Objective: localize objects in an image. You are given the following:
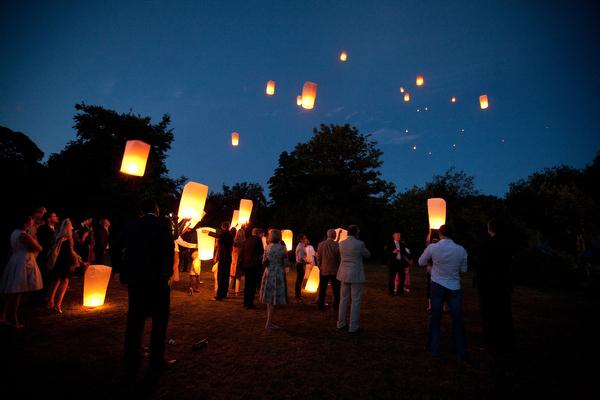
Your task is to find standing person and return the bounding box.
[208,222,234,301]
[418,225,468,359]
[73,218,93,264]
[476,218,515,356]
[188,251,202,295]
[337,225,370,333]
[32,207,46,231]
[259,229,289,330]
[385,232,411,296]
[316,229,341,311]
[93,219,111,265]
[0,216,43,328]
[230,227,246,296]
[424,230,440,311]
[46,219,84,314]
[112,198,176,373]
[239,228,264,309]
[36,211,59,300]
[294,234,308,301]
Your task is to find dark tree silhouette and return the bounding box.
[204,182,269,228]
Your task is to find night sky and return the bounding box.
[1,0,599,196]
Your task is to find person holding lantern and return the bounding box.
[208,222,234,301]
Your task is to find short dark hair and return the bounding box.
[139,198,158,215]
[347,225,359,236]
[439,224,452,238]
[43,211,57,222]
[221,221,231,230]
[297,234,306,242]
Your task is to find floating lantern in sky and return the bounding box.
[238,199,253,226]
[304,266,320,293]
[339,51,348,62]
[83,264,112,307]
[266,80,275,95]
[231,132,239,146]
[335,228,348,242]
[400,86,405,93]
[301,81,318,110]
[120,140,150,177]
[231,210,239,229]
[479,94,489,109]
[403,93,410,102]
[282,229,293,251]
[197,227,216,260]
[451,96,457,103]
[412,145,417,151]
[427,198,446,230]
[416,75,424,86]
[178,181,209,228]
[296,95,302,106]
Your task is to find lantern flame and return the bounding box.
[120,140,151,177]
[296,95,302,106]
[404,93,410,102]
[400,86,405,93]
[266,80,275,95]
[451,96,457,103]
[427,198,446,230]
[301,81,318,110]
[479,94,489,109]
[339,51,347,62]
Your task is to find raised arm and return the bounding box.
[418,245,432,267]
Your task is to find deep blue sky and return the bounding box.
[1,0,599,196]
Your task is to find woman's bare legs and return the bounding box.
[55,278,69,312]
[47,279,60,308]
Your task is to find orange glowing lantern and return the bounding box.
[335,228,348,242]
[404,93,410,102]
[282,229,293,251]
[83,264,112,307]
[427,198,446,229]
[304,266,320,293]
[197,227,216,260]
[178,181,209,228]
[339,51,348,62]
[451,96,457,103]
[301,81,318,110]
[416,75,424,86]
[479,94,489,109]
[120,140,150,177]
[296,95,302,106]
[231,210,239,228]
[231,132,239,146]
[238,199,253,226]
[266,80,275,95]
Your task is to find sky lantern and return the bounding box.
[237,199,253,226]
[282,229,293,251]
[416,75,424,86]
[231,132,239,146]
[304,266,320,293]
[83,264,112,307]
[231,209,239,229]
[120,140,150,177]
[301,81,318,110]
[266,80,275,95]
[296,95,302,106]
[197,227,216,260]
[399,86,405,93]
[403,93,410,102]
[178,181,209,228]
[479,94,489,109]
[451,96,457,103]
[339,51,347,62]
[335,227,348,242]
[427,198,446,230]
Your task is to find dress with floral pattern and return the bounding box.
[259,243,289,305]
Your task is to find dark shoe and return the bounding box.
[192,339,208,350]
[337,324,347,331]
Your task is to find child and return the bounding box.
[188,251,202,296]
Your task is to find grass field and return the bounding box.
[2,264,597,399]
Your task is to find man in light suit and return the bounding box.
[336,225,371,333]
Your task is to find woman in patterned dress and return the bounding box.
[259,229,289,330]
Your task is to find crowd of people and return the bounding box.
[0,200,516,374]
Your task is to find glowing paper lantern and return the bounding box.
[416,75,424,86]
[282,229,293,251]
[231,210,239,228]
[427,198,446,230]
[400,87,405,93]
[120,140,150,177]
[83,265,112,307]
[301,81,318,110]
[178,181,209,228]
[479,94,489,109]
[231,132,239,146]
[304,266,320,293]
[266,80,275,95]
[451,96,457,103]
[335,228,348,242]
[238,199,253,226]
[404,93,410,102]
[339,51,347,62]
[197,227,216,260]
[296,95,302,106]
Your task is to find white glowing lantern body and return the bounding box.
[335,228,348,242]
[231,210,239,229]
[282,229,293,251]
[231,132,239,146]
[197,227,217,260]
[427,198,447,229]
[83,264,112,307]
[304,266,320,293]
[266,80,275,95]
[400,86,405,93]
[120,140,151,177]
[178,182,209,228]
[479,95,489,109]
[404,93,410,102]
[301,81,318,110]
[416,75,424,86]
[238,199,253,226]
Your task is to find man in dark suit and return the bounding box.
[112,198,175,373]
[208,222,234,300]
[238,227,264,309]
[93,219,111,265]
[385,232,411,296]
[316,229,341,310]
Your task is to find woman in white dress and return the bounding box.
[0,216,43,328]
[259,229,289,330]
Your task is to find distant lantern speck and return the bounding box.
[231,132,239,146]
[416,75,424,86]
[301,81,318,110]
[120,140,151,177]
[479,94,489,109]
[296,95,302,106]
[266,80,275,95]
[340,51,347,61]
[451,96,457,103]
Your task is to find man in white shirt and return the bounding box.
[418,224,468,359]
